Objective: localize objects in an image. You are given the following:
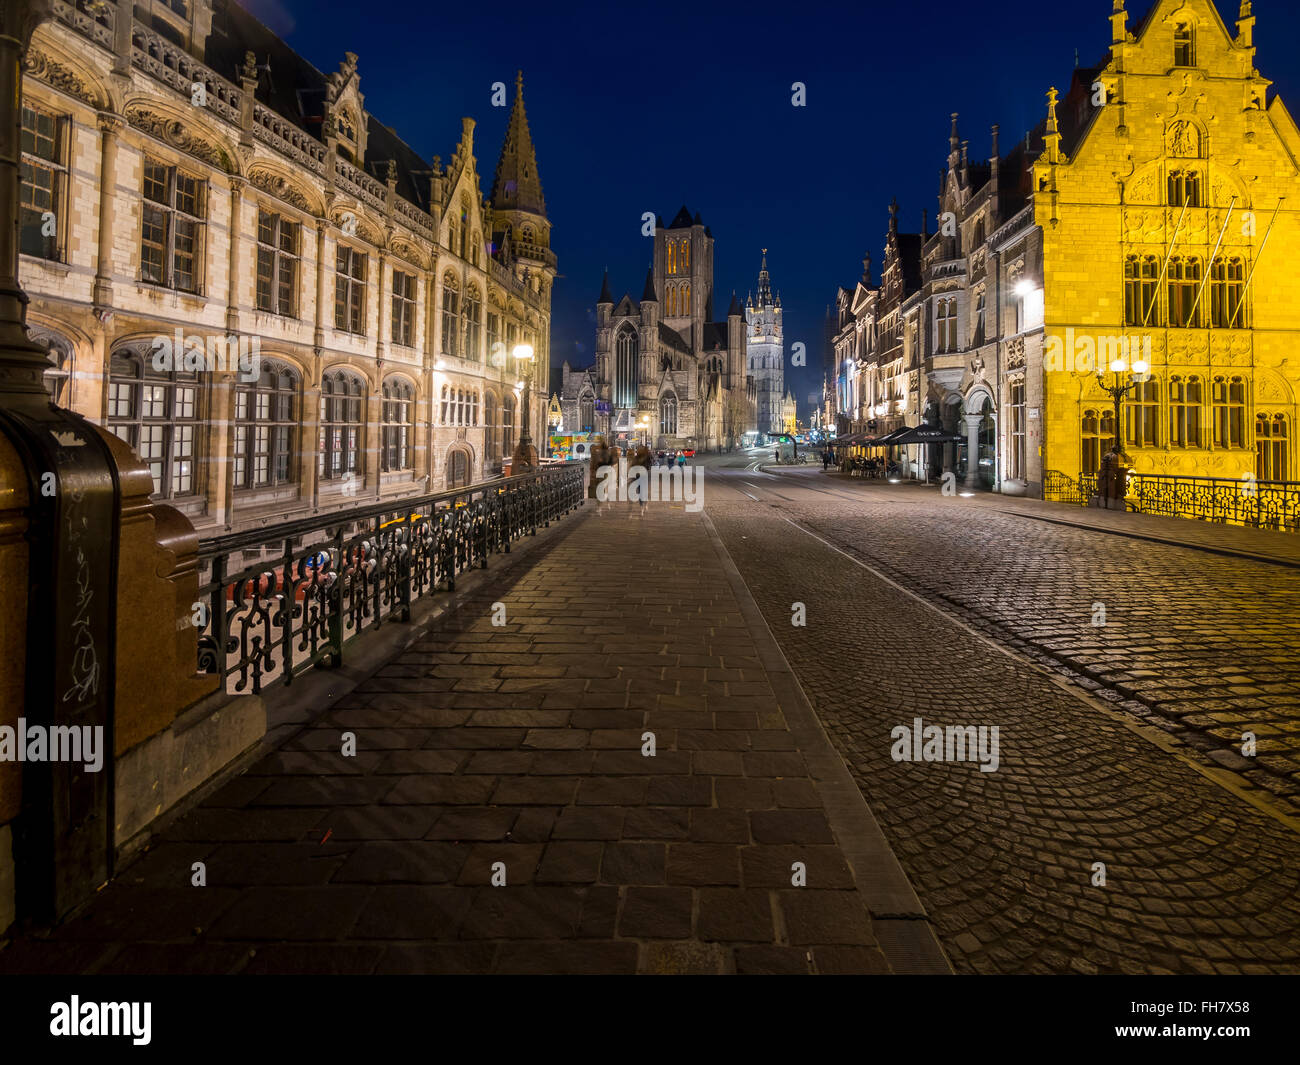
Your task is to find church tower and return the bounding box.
[746,250,784,436]
[655,205,714,353]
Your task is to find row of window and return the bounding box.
[1080,408,1288,479]
[19,103,541,361]
[1124,255,1247,328]
[105,353,517,498]
[665,239,690,275]
[664,282,691,317]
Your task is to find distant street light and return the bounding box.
[512,342,537,469]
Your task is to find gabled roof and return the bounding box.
[613,294,638,317]
[727,291,743,317]
[667,205,696,229]
[658,322,691,354]
[641,266,658,302]
[703,322,729,350]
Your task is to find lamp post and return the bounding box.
[637,415,650,449]
[1093,353,1151,466]
[511,342,537,470]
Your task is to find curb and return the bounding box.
[699,510,954,975]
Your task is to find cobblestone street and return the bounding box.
[705,459,1300,974]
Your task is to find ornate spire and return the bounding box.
[1045,87,1061,163]
[490,70,546,217]
[888,197,899,234]
[598,269,612,304]
[641,265,657,303]
[756,248,773,305]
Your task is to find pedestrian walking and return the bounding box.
[822,449,832,470]
[631,443,654,510]
[773,448,779,464]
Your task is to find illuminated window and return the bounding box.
[106,351,201,498]
[1169,375,1202,448]
[20,104,64,261]
[1167,257,1201,328]
[465,285,482,360]
[1256,413,1289,481]
[682,282,690,314]
[1212,375,1247,448]
[334,245,367,334]
[682,240,689,270]
[141,158,205,291]
[666,286,676,317]
[1081,408,1115,476]
[1210,257,1246,328]
[1008,378,1026,479]
[1124,254,1160,326]
[1125,379,1159,448]
[441,274,460,356]
[667,241,675,275]
[1167,169,1201,208]
[319,369,363,481]
[1174,21,1195,67]
[381,378,413,471]
[660,392,678,435]
[234,363,297,489]
[615,325,638,408]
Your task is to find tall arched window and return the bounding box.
[320,369,364,481]
[503,393,517,456]
[106,349,201,498]
[660,392,678,436]
[1169,375,1203,448]
[1125,254,1160,326]
[667,241,676,275]
[441,273,460,356]
[682,240,689,270]
[1257,413,1290,481]
[1210,257,1246,328]
[465,285,482,361]
[440,384,449,425]
[485,389,499,459]
[382,377,413,471]
[682,282,690,314]
[234,361,298,489]
[615,325,638,408]
[580,392,595,431]
[1167,257,1201,328]
[1081,408,1115,476]
[666,286,676,316]
[1212,375,1247,448]
[1167,169,1202,208]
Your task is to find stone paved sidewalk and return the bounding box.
[0,501,915,975]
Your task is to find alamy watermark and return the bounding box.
[151,329,261,382]
[594,459,704,511]
[1045,329,1152,375]
[890,716,1000,772]
[0,719,105,772]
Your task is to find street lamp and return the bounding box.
[1093,353,1150,465]
[512,342,537,469]
[636,415,650,448]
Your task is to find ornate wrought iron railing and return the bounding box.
[195,464,586,694]
[1042,469,1092,506]
[1127,473,1299,533]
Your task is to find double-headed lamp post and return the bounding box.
[1093,353,1151,465]
[512,342,537,469]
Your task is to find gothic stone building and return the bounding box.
[746,251,784,436]
[558,208,769,450]
[18,0,556,539]
[832,0,1299,495]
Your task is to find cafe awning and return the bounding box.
[886,425,967,446]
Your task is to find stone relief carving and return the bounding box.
[124,103,233,173]
[248,167,312,212]
[24,49,104,108]
[1166,119,1201,158]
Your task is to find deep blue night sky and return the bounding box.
[248,0,1300,418]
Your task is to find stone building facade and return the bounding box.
[830,0,1299,495]
[559,206,754,451]
[18,0,555,538]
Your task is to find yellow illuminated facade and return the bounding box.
[1037,0,1299,483]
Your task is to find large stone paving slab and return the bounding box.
[0,503,903,975]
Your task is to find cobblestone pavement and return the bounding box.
[703,461,1300,974]
[0,503,898,976]
[725,464,1300,802]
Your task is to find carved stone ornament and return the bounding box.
[1006,337,1026,369]
[124,103,232,172]
[249,167,312,212]
[1166,120,1201,158]
[24,49,103,108]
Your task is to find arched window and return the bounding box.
[503,393,517,456]
[471,390,479,426]
[667,241,676,275]
[1210,257,1246,328]
[1081,408,1115,476]
[465,285,482,361]
[319,368,364,481]
[615,325,638,408]
[520,224,534,245]
[1125,254,1160,326]
[660,392,678,436]
[440,384,449,425]
[446,447,470,489]
[1257,413,1290,481]
[106,349,201,498]
[485,389,499,459]
[382,377,413,471]
[580,392,595,431]
[234,361,298,489]
[1167,169,1201,208]
[682,240,689,270]
[936,298,957,352]
[441,273,460,356]
[1212,375,1247,448]
[1169,375,1203,448]
[1174,21,1195,67]
[681,282,690,314]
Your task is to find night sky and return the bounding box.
[249,0,1300,419]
